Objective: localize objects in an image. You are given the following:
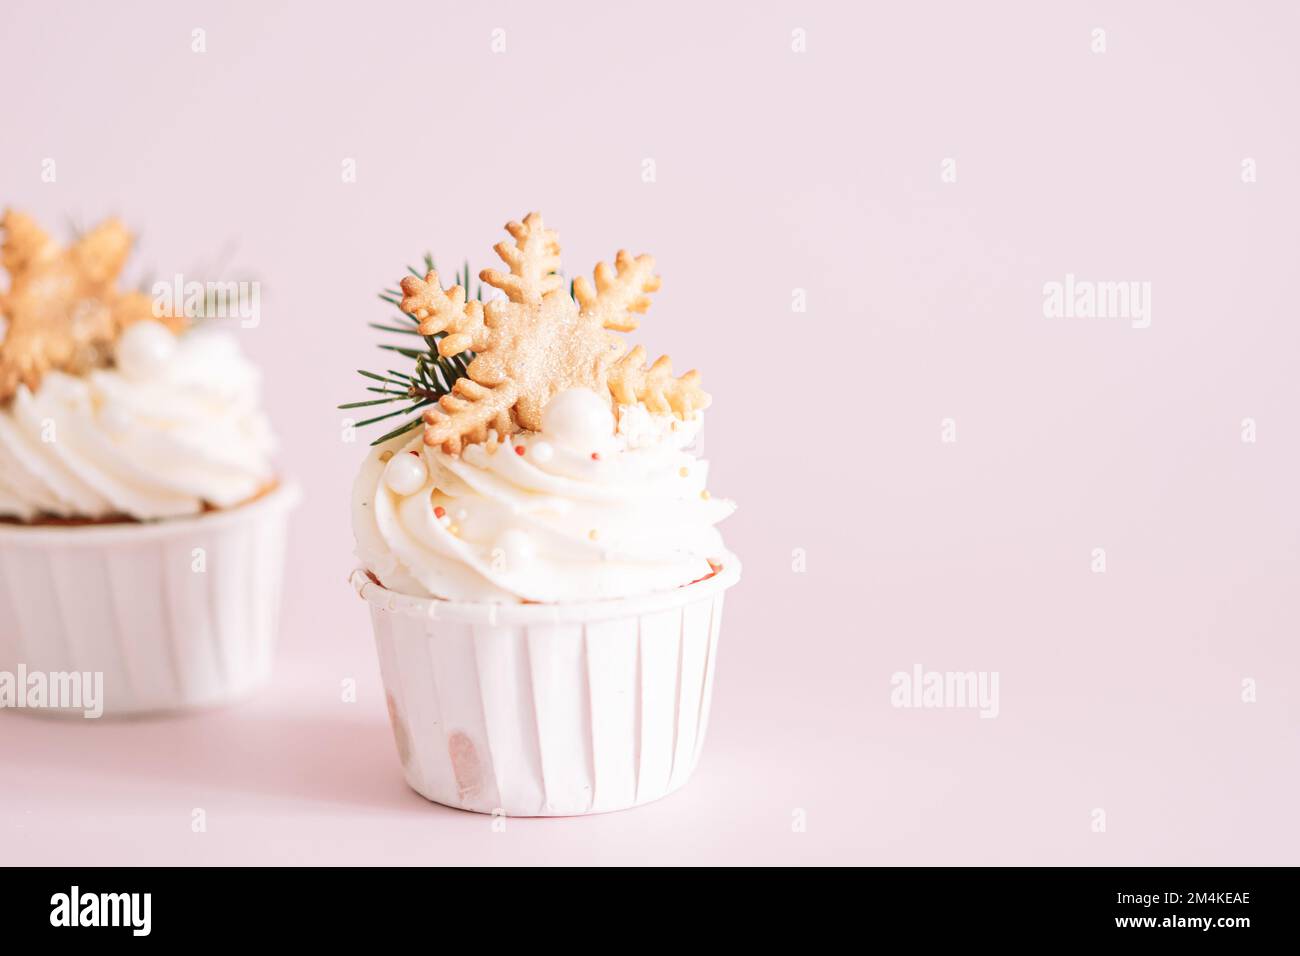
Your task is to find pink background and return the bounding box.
[3,0,1298,864]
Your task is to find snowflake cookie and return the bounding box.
[399,212,709,454]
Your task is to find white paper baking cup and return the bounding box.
[0,483,299,717]
[352,556,740,816]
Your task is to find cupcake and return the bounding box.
[0,210,297,716]
[348,212,739,815]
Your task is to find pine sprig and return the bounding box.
[340,257,481,445]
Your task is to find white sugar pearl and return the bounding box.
[383,451,428,495]
[493,529,535,568]
[529,441,554,464]
[115,321,178,381]
[541,388,613,452]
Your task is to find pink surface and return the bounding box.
[2,0,1299,864]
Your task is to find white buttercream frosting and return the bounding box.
[352,387,734,604]
[0,322,276,521]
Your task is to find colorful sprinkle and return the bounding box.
[434,506,446,519]
[588,529,599,541]
[515,445,526,456]
[591,452,601,461]
[700,490,711,500]
[679,466,689,477]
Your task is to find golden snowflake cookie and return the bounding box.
[0,210,184,401]
[399,212,709,454]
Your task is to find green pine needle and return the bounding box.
[340,255,481,445]
[371,416,426,445]
[368,323,422,336]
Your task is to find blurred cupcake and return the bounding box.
[0,210,297,716]
[348,212,739,815]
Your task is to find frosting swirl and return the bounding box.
[0,321,276,521]
[352,388,734,604]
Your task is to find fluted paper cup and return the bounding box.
[0,483,299,717]
[352,557,740,816]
